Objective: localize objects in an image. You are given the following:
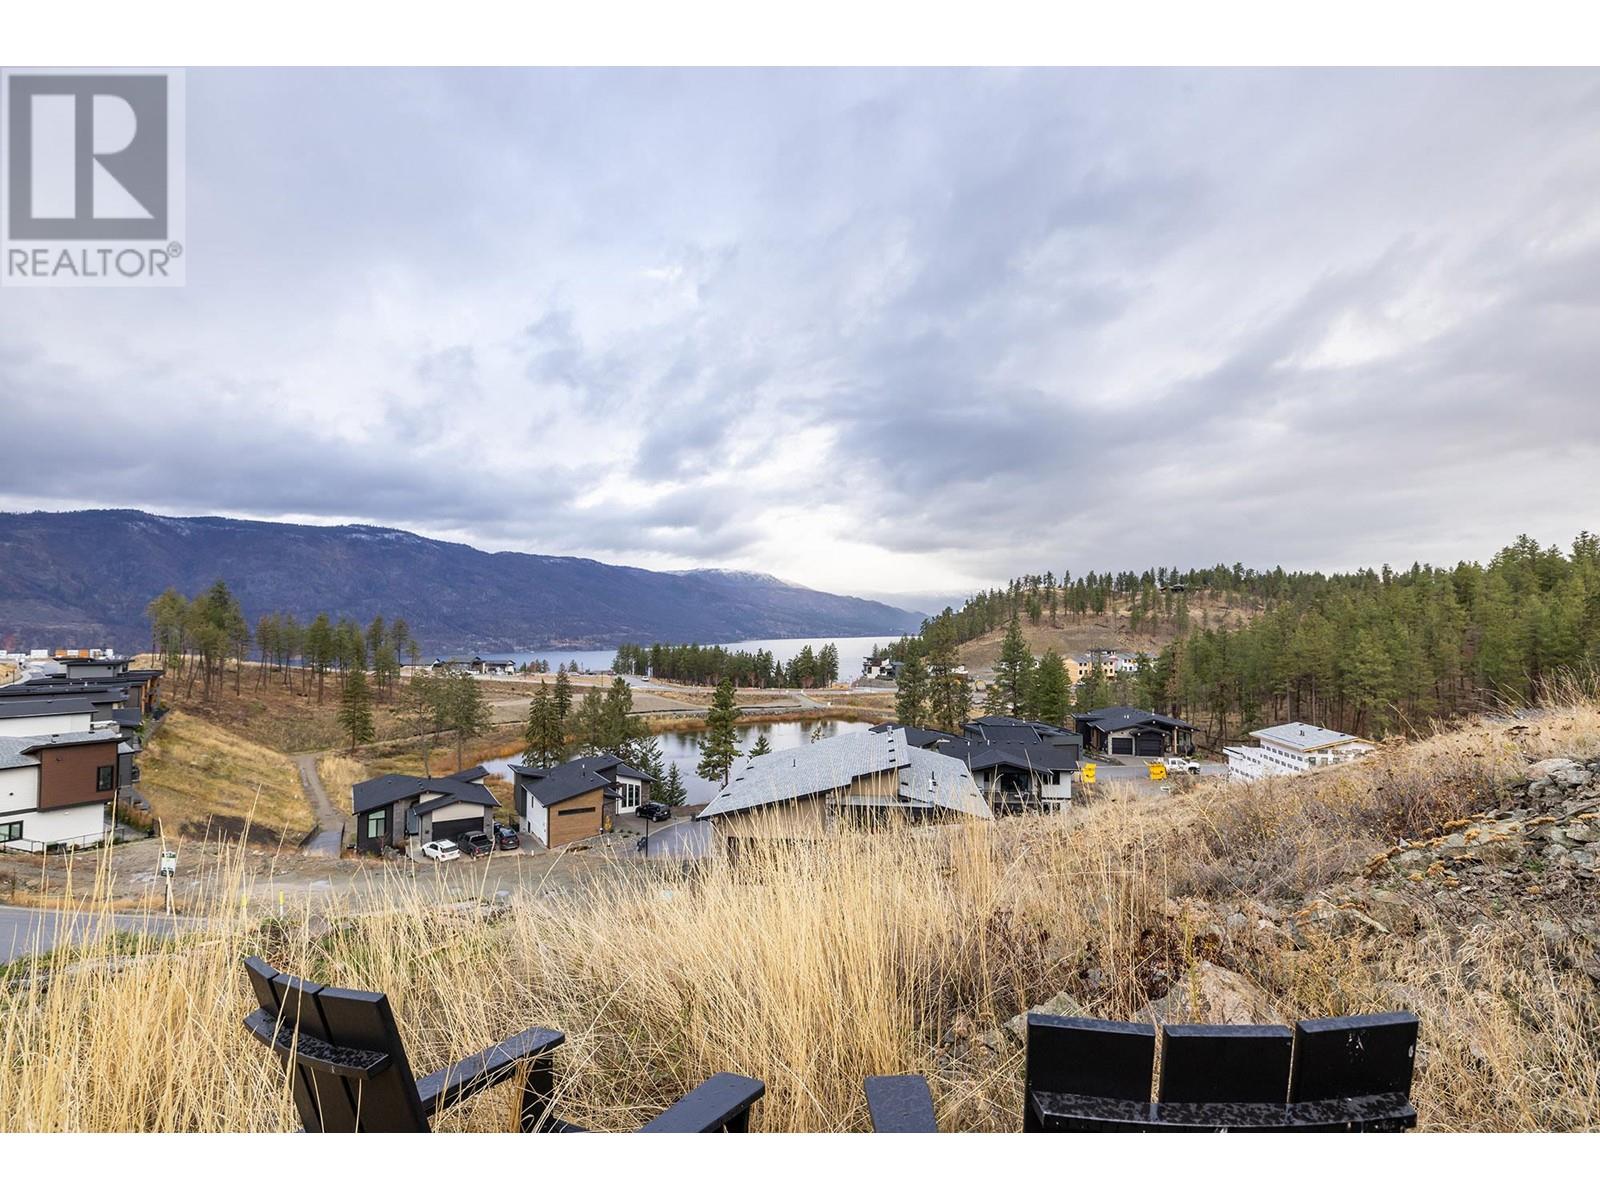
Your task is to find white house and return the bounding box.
[1224,723,1375,781]
[0,729,123,851]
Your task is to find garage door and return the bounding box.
[1110,736,1135,756]
[432,816,484,843]
[1134,731,1165,757]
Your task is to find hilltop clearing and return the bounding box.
[2,689,1597,1130]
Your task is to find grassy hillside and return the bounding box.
[137,711,313,846]
[957,587,1253,673]
[3,691,1597,1130]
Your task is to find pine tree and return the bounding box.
[660,763,689,808]
[337,666,376,750]
[442,670,489,771]
[1029,649,1071,725]
[629,734,667,785]
[748,733,772,757]
[521,682,565,767]
[894,651,930,726]
[697,677,742,787]
[552,668,573,723]
[925,613,972,732]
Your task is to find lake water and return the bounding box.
[507,636,903,680]
[479,716,877,807]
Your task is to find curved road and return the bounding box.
[0,903,204,965]
[293,754,345,858]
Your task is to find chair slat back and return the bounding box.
[1289,1012,1418,1104]
[1158,1024,1293,1104]
[1024,1014,1155,1130]
[244,956,427,1132]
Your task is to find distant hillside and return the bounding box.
[0,510,923,654]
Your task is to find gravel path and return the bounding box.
[293,753,345,858]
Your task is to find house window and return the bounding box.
[618,780,641,812]
[366,810,388,841]
[96,765,115,792]
[0,821,21,844]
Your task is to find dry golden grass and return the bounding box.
[138,710,313,846]
[3,693,1598,1131]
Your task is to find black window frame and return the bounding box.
[0,821,22,844]
[365,809,388,840]
[96,764,115,792]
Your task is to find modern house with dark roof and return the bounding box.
[874,716,1083,810]
[351,767,498,856]
[696,727,990,850]
[1074,707,1195,758]
[0,729,123,852]
[508,754,654,848]
[0,692,146,805]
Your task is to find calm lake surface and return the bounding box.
[507,636,902,678]
[480,716,877,807]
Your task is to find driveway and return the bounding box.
[633,817,712,861]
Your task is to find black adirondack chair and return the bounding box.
[864,1074,939,1132]
[242,956,764,1132]
[1023,1011,1419,1131]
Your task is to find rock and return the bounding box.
[1365,888,1418,934]
[1526,758,1578,781]
[1536,920,1570,949]
[1138,961,1280,1026]
[1560,823,1597,844]
[1004,989,1089,1046]
[1225,911,1248,933]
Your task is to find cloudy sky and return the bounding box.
[3,68,1599,605]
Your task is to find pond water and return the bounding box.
[501,636,903,680]
[478,716,878,807]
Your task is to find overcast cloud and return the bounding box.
[3,67,1598,600]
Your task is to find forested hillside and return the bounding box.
[896,534,1600,744]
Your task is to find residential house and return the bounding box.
[1224,723,1375,781]
[509,753,654,848]
[431,656,517,676]
[0,729,123,851]
[875,716,1082,811]
[1067,649,1144,685]
[0,693,144,803]
[351,766,498,856]
[1075,707,1195,758]
[696,727,990,854]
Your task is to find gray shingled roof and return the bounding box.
[698,728,990,821]
[1249,723,1370,752]
[0,695,100,719]
[0,729,124,770]
[511,759,614,807]
[352,772,496,815]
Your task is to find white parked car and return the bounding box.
[1163,755,1202,775]
[422,839,461,861]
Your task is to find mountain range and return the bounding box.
[0,510,924,654]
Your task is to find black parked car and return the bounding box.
[494,823,521,851]
[636,801,672,823]
[457,830,493,858]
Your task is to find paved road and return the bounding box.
[293,753,345,858]
[0,903,200,965]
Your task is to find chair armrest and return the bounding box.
[864,1075,938,1132]
[417,1026,566,1118]
[638,1072,766,1131]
